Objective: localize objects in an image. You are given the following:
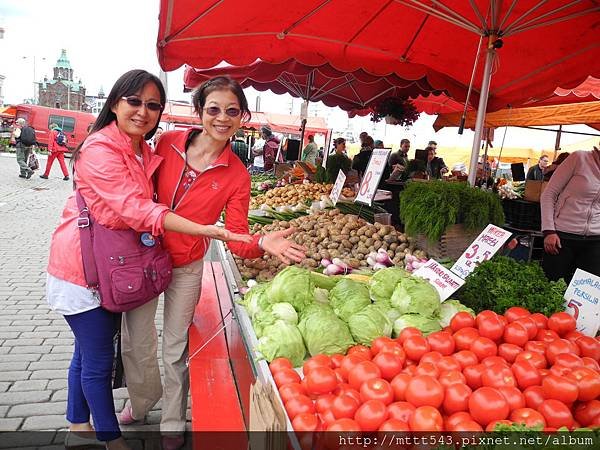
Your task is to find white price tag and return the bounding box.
[563,269,600,337]
[355,148,391,206]
[413,259,465,301]
[451,224,512,279]
[329,171,346,206]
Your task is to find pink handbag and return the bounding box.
[76,190,173,312]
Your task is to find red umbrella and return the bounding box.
[157,0,600,182]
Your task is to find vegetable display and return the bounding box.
[250,183,333,209]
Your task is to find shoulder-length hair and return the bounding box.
[191,76,251,122]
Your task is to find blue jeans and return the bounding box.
[64,307,121,442]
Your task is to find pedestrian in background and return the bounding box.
[40,123,70,180]
[326,137,351,181]
[14,117,36,179]
[301,134,318,165]
[231,128,249,166]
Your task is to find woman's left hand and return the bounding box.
[261,228,306,264]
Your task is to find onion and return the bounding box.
[366,256,376,267]
[324,264,344,275]
[247,279,258,288]
[321,258,332,267]
[239,287,249,295]
[373,263,388,270]
[368,251,378,260]
[412,261,425,270]
[376,249,393,266]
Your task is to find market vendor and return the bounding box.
[326,137,351,181]
[389,138,410,169]
[118,76,306,450]
[527,155,549,180]
[425,146,448,179]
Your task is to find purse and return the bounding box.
[28,152,39,171]
[75,190,173,312]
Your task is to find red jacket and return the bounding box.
[155,128,263,267]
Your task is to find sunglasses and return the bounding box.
[203,106,242,117]
[121,96,163,111]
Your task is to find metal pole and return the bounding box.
[554,124,562,161]
[467,41,496,186]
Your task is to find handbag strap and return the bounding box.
[75,190,99,289]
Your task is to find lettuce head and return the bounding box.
[390,276,441,316]
[243,283,270,319]
[369,267,410,303]
[393,314,442,337]
[439,300,475,328]
[298,307,355,356]
[257,320,306,367]
[329,279,372,322]
[266,266,315,312]
[253,302,298,338]
[347,304,393,346]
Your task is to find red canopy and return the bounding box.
[184,59,468,115]
[157,0,600,112]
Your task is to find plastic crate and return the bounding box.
[502,199,541,230]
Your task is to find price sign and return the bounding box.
[451,224,512,279]
[355,148,391,206]
[329,170,346,206]
[413,259,465,301]
[563,269,600,337]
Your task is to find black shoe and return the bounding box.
[63,176,70,181]
[18,174,26,178]
[39,174,48,179]
[25,170,33,179]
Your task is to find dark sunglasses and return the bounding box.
[121,96,163,111]
[203,106,242,117]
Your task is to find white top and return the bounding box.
[46,273,100,316]
[252,138,265,168]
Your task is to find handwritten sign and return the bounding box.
[563,269,600,337]
[413,259,465,301]
[329,170,346,206]
[355,148,391,206]
[451,224,512,279]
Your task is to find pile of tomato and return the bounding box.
[269,308,600,434]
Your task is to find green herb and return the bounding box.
[456,256,567,316]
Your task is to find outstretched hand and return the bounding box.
[199,225,253,243]
[261,228,306,264]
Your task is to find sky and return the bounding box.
[0,0,597,154]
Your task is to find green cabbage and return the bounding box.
[253,302,298,338]
[243,283,270,319]
[439,300,476,328]
[298,307,355,356]
[314,288,330,304]
[257,320,306,367]
[329,279,372,322]
[390,276,441,316]
[347,304,393,346]
[393,314,442,337]
[266,266,315,312]
[369,267,410,303]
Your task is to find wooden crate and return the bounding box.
[415,224,483,260]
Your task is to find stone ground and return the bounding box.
[0,152,190,447]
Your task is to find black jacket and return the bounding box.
[427,157,448,179]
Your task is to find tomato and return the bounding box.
[515,316,538,340]
[285,395,315,419]
[525,341,547,354]
[486,419,513,432]
[478,316,505,343]
[405,375,444,408]
[333,368,346,384]
[565,330,585,343]
[538,399,574,429]
[537,328,561,343]
[547,312,577,337]
[292,412,320,432]
[453,350,479,369]
[378,418,410,432]
[339,353,368,380]
[390,373,411,401]
[409,406,443,431]
[498,343,523,363]
[397,327,423,344]
[476,310,501,324]
[512,360,542,390]
[546,339,577,365]
[279,382,306,403]
[582,357,600,372]
[370,336,396,356]
[453,327,480,351]
[510,408,546,427]
[549,364,572,378]
[330,354,344,368]
[503,322,530,347]
[574,400,600,427]
[270,357,293,374]
[387,401,416,423]
[470,337,498,361]
[450,420,484,432]
[379,342,406,359]
[437,356,461,373]
[347,361,381,391]
[305,366,339,395]
[497,386,526,411]
[402,335,430,362]
[360,378,394,405]
[567,368,600,401]
[420,351,443,365]
[554,353,583,369]
[443,383,472,415]
[515,350,547,369]
[372,351,405,381]
[577,336,600,361]
[401,364,417,376]
[482,364,516,388]
[330,394,360,420]
[347,345,373,360]
[529,313,548,330]
[463,363,486,390]
[335,384,361,403]
[427,331,456,356]
[439,370,467,388]
[315,393,336,414]
[450,311,476,332]
[481,356,510,368]
[446,411,474,429]
[504,307,531,323]
[273,368,301,388]
[523,386,545,409]
[415,362,439,378]
[326,418,361,432]
[469,387,510,426]
[354,399,388,432]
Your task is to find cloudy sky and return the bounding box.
[0,0,596,153]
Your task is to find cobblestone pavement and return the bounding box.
[0,153,182,444]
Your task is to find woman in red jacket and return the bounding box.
[40,124,70,180]
[118,76,305,450]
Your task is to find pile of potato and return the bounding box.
[250,183,333,209]
[235,209,427,281]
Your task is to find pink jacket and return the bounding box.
[541,150,600,237]
[47,121,170,286]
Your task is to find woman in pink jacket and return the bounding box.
[40,124,70,180]
[46,70,250,450]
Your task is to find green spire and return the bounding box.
[55,49,71,69]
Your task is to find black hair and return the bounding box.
[400,138,410,145]
[191,76,251,122]
[71,69,166,164]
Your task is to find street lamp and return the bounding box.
[22,56,46,104]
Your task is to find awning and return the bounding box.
[0,105,16,118]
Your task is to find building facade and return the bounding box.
[38,49,87,111]
[85,86,106,115]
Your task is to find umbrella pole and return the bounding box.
[467,43,496,186]
[554,125,562,161]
